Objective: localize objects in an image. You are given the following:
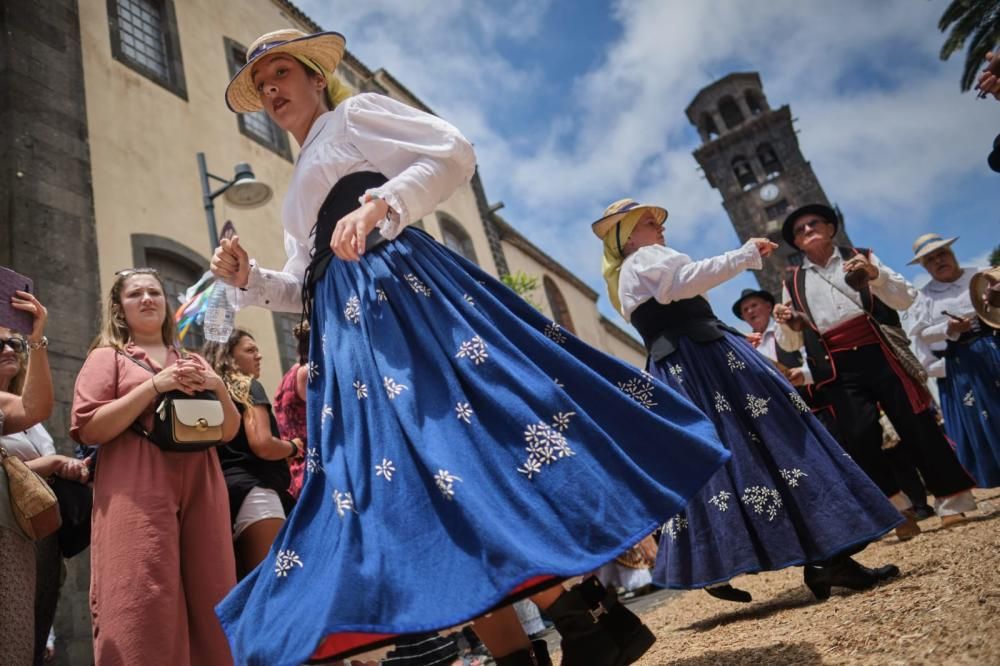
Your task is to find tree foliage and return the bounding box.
[938,0,1000,91]
[500,271,543,310]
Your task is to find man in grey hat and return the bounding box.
[773,205,977,537]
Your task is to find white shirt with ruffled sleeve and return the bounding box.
[234,92,477,313]
[618,241,762,321]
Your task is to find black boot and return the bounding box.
[803,556,898,600]
[704,583,753,603]
[493,640,552,666]
[547,577,655,666]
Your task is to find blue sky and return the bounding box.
[301,0,999,331]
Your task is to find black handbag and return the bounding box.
[118,351,226,453]
[50,477,92,558]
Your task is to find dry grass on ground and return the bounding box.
[631,489,1000,665]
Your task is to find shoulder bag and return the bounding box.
[0,445,61,540]
[117,350,225,452]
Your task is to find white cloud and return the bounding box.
[302,0,996,323]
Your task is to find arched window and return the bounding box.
[543,276,576,335]
[757,143,782,178]
[438,214,478,265]
[718,95,744,129]
[145,249,207,351]
[700,112,720,140]
[731,155,757,191]
[745,90,764,115]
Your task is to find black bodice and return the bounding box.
[630,296,738,360]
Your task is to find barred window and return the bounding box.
[107,0,186,99]
[272,313,301,375]
[224,38,293,161]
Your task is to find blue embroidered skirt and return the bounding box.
[215,229,730,665]
[647,332,902,589]
[939,332,1000,488]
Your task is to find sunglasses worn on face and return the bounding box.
[0,337,26,353]
[793,219,828,237]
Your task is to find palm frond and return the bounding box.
[960,18,1000,90]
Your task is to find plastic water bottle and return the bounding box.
[203,283,235,343]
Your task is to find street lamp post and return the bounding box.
[196,152,274,249]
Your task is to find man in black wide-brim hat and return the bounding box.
[772,204,977,539]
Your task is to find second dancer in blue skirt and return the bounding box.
[594,198,903,603]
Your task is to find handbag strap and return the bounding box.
[114,350,160,443]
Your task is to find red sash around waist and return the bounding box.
[822,315,930,414]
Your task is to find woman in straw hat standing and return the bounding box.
[909,233,1000,488]
[211,28,731,666]
[595,199,902,602]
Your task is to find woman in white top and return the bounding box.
[210,29,732,666]
[596,198,902,604]
[909,234,1000,488]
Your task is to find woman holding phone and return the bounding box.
[0,288,53,666]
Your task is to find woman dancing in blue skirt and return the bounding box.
[594,198,903,603]
[210,28,731,666]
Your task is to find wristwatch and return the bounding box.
[27,336,48,351]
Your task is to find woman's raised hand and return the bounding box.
[154,358,207,396]
[211,236,251,288]
[185,353,228,395]
[749,238,779,258]
[331,198,389,261]
[11,290,47,343]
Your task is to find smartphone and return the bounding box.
[0,266,35,335]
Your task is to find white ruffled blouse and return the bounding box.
[234,92,477,313]
[618,241,763,321]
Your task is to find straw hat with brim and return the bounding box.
[907,233,958,265]
[591,198,667,239]
[970,266,1000,329]
[781,204,839,247]
[731,288,776,319]
[225,29,346,113]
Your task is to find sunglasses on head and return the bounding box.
[0,337,26,353]
[793,218,828,236]
[115,267,161,278]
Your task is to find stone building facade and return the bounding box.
[686,72,852,295]
[0,0,643,662]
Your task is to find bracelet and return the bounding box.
[286,439,297,458]
[26,336,48,352]
[151,375,162,395]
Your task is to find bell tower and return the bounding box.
[685,72,850,295]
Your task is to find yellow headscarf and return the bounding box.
[601,209,644,316]
[295,56,353,109]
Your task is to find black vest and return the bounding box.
[783,246,901,395]
[301,171,389,319]
[630,296,739,361]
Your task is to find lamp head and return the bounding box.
[224,163,273,208]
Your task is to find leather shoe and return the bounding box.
[895,511,921,541]
[940,513,970,529]
[704,583,752,603]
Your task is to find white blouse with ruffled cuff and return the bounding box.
[233,92,477,313]
[618,241,762,321]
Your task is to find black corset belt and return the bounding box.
[301,171,390,323]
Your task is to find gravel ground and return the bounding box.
[626,488,1000,666]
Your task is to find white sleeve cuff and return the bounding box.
[364,187,409,240]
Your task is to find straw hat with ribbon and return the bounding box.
[907,233,958,265]
[225,29,346,114]
[592,198,667,316]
